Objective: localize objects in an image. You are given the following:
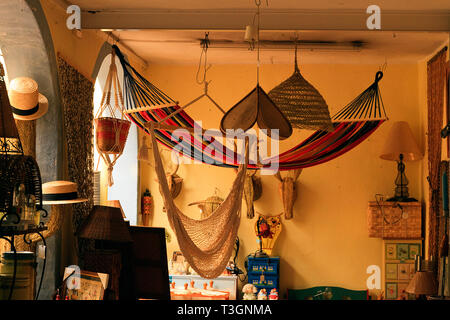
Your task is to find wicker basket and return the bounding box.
[367,201,422,239]
[95,117,131,154]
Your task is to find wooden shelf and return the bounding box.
[382,237,424,240]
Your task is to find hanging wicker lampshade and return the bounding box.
[268,45,333,132]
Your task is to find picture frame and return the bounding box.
[385,243,397,260]
[397,244,409,261]
[385,263,398,280]
[398,264,410,280]
[409,263,416,279]
[385,283,397,300]
[397,282,409,300]
[408,244,421,260]
[62,268,109,300]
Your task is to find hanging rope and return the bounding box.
[94,49,131,186]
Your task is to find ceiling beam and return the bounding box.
[81,9,450,32]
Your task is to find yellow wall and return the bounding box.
[40,0,448,299]
[40,0,147,268]
[140,62,424,297]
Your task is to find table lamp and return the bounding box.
[380,121,423,202]
[405,271,438,300]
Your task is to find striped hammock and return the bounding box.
[113,45,387,170]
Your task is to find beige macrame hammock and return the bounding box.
[95,51,131,186]
[149,124,249,279]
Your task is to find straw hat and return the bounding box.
[42,180,88,205]
[8,77,48,120]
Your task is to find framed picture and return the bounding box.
[397,244,409,261]
[386,283,397,300]
[397,282,409,300]
[398,264,410,280]
[385,263,398,280]
[62,268,109,300]
[408,244,421,260]
[385,243,397,260]
[409,263,416,279]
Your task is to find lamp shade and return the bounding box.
[380,121,423,161]
[77,205,132,242]
[405,271,438,295]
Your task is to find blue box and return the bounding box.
[247,256,280,275]
[248,274,278,289]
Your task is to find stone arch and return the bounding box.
[0,0,63,299]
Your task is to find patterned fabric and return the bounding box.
[57,55,94,232]
[427,48,447,261]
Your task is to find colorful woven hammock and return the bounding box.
[112,45,388,170]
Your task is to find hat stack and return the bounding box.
[8,77,48,120]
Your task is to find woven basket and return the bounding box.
[367,201,422,239]
[95,117,130,154]
[268,49,333,131]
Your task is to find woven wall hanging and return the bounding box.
[268,42,333,132]
[57,55,94,233]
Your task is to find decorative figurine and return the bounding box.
[269,288,279,300]
[257,288,268,300]
[242,283,258,300]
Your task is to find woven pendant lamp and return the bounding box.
[268,43,333,132]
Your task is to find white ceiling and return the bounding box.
[61,0,449,65]
[111,30,448,65]
[68,0,450,11]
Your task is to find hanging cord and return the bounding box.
[196,32,210,86]
[255,0,261,85]
[294,34,300,72]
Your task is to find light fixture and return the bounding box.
[77,205,132,243]
[380,121,423,202]
[405,271,438,299]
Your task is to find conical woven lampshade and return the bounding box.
[268,46,333,132]
[77,205,132,242]
[405,271,438,295]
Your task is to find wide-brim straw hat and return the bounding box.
[42,180,88,205]
[188,196,224,207]
[8,77,48,121]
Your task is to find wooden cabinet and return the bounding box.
[382,239,422,300]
